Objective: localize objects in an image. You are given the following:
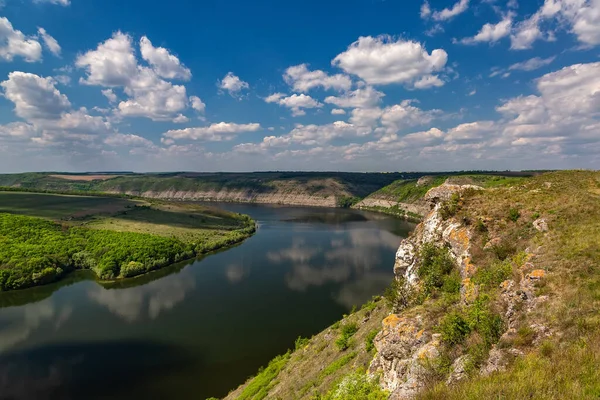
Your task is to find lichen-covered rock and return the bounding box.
[533,218,549,232]
[369,315,442,399]
[446,355,470,385]
[423,183,482,206]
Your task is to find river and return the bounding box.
[0,204,414,399]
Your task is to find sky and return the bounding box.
[0,0,599,172]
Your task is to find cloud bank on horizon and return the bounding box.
[0,0,599,172]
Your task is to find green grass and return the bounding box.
[0,191,134,220]
[236,352,292,400]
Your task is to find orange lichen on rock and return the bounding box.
[462,256,477,277]
[448,226,470,255]
[528,269,546,280]
[461,277,479,303]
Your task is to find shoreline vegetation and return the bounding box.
[0,191,256,292]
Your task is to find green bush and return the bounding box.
[508,208,521,222]
[438,311,471,345]
[321,371,388,400]
[365,329,379,352]
[335,323,359,351]
[237,351,291,400]
[295,336,310,351]
[439,193,461,220]
[384,277,417,312]
[473,259,513,286]
[418,243,457,296]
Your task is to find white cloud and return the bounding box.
[324,86,384,108]
[102,89,117,103]
[264,92,285,103]
[163,122,261,141]
[265,93,323,116]
[1,72,70,120]
[218,72,249,96]
[414,75,444,89]
[429,0,470,21]
[0,17,42,62]
[37,27,60,57]
[459,15,513,44]
[76,32,195,121]
[509,56,555,71]
[420,1,431,18]
[444,121,495,141]
[380,100,440,132]
[189,95,206,113]
[33,0,70,5]
[331,108,346,115]
[105,133,154,147]
[332,35,448,88]
[283,64,352,92]
[76,32,138,87]
[510,0,600,49]
[172,114,189,123]
[54,75,71,85]
[139,36,191,80]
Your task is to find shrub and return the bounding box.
[365,329,379,352]
[295,336,310,351]
[473,259,513,287]
[335,323,359,351]
[418,243,457,295]
[384,277,416,312]
[320,352,358,378]
[508,208,521,222]
[321,371,388,400]
[438,311,471,345]
[475,219,487,233]
[439,193,461,220]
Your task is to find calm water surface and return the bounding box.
[0,204,414,399]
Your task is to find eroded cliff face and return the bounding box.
[368,183,548,399]
[106,189,339,207]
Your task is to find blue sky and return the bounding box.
[0,0,599,172]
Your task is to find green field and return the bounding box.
[0,191,255,291]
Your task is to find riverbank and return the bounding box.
[0,191,255,291]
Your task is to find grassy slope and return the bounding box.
[224,171,600,400]
[225,298,391,400]
[418,170,600,399]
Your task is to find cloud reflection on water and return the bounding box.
[88,270,196,322]
[0,299,72,353]
[268,227,401,307]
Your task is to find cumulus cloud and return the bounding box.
[189,95,206,113]
[102,89,117,103]
[37,27,60,57]
[283,64,352,92]
[76,32,195,121]
[324,86,384,108]
[332,35,448,88]
[331,109,346,115]
[0,17,43,62]
[265,93,322,116]
[218,72,249,96]
[459,15,513,44]
[104,133,154,147]
[425,0,470,21]
[1,72,70,120]
[163,122,261,141]
[139,36,191,80]
[510,0,600,49]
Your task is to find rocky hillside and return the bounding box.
[354,174,527,221]
[223,171,600,399]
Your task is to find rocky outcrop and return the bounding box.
[370,182,550,398]
[369,183,481,398]
[353,198,428,217]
